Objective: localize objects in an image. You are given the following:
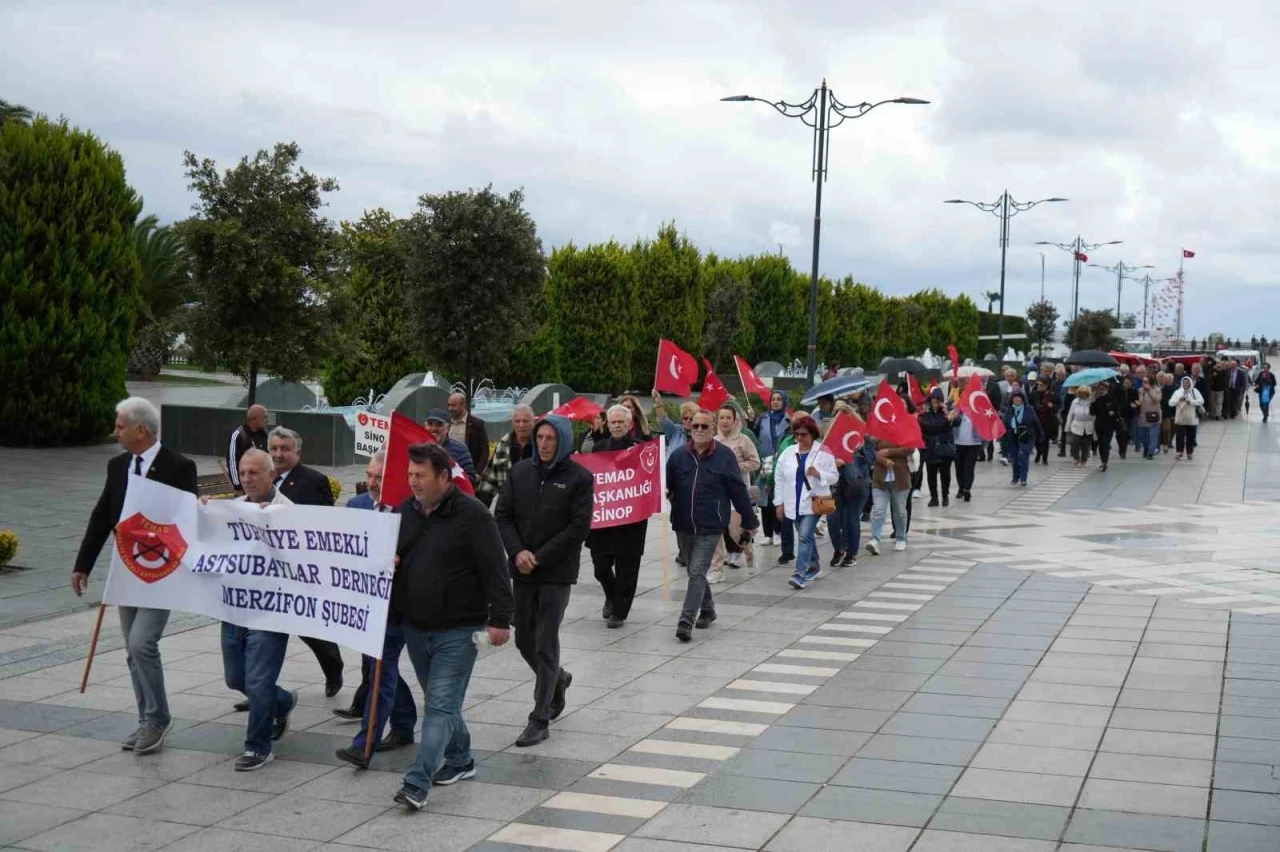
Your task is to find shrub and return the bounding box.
[0,530,18,568]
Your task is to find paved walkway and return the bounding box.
[0,413,1277,851]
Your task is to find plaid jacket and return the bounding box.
[477,431,535,506]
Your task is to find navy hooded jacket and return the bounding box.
[666,438,759,537]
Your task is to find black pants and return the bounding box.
[591,550,642,620]
[1096,425,1114,465]
[955,445,980,494]
[761,492,783,539]
[925,461,952,502]
[513,582,571,727]
[984,441,995,461]
[1175,424,1198,455]
[1058,418,1069,454]
[1262,401,1271,422]
[1034,434,1051,463]
[301,636,344,684]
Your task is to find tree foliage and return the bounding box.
[701,255,754,371]
[402,185,544,383]
[178,142,345,399]
[0,117,142,445]
[127,214,191,378]
[629,224,703,389]
[983,289,1002,314]
[1025,299,1060,351]
[1064,309,1122,351]
[543,241,634,393]
[0,99,32,127]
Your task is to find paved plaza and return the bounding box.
[0,404,1278,851]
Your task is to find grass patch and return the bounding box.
[134,373,236,386]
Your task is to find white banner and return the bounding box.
[354,411,391,458]
[103,478,400,657]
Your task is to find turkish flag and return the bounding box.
[381,411,475,508]
[822,411,867,463]
[907,373,927,408]
[1075,251,1088,262]
[1182,249,1195,259]
[654,339,699,395]
[947,344,960,384]
[700,358,731,411]
[552,397,604,423]
[957,375,1007,442]
[866,380,925,449]
[734,355,772,406]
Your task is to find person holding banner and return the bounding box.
[772,415,839,589]
[586,405,649,629]
[390,443,513,810]
[72,397,198,755]
[495,415,593,748]
[667,409,758,641]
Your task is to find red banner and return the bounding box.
[573,442,663,529]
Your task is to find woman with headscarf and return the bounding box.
[586,405,649,628]
[772,415,838,589]
[709,402,760,581]
[1065,386,1096,467]
[1001,389,1043,486]
[1090,381,1124,472]
[751,391,792,550]
[918,389,957,506]
[1171,376,1205,460]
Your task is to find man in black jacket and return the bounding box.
[390,443,512,811]
[227,404,269,493]
[72,397,198,755]
[267,427,346,696]
[495,415,593,748]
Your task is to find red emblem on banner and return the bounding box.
[114,513,188,584]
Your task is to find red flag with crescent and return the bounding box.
[907,373,927,408]
[866,380,925,449]
[551,397,604,423]
[654,339,699,396]
[734,355,772,406]
[381,411,475,508]
[699,358,731,411]
[821,411,867,463]
[957,374,1007,442]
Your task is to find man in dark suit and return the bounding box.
[72,397,198,755]
[267,426,346,696]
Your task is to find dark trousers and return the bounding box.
[1058,418,1069,453]
[512,582,571,728]
[1096,425,1114,465]
[830,482,867,555]
[984,441,995,461]
[1175,424,1198,455]
[925,461,952,502]
[353,626,418,750]
[301,636,344,684]
[591,550,642,620]
[955,445,980,494]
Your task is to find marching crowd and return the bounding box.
[71,356,1269,810]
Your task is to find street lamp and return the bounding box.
[722,80,929,385]
[1087,261,1154,324]
[1035,237,1123,324]
[944,192,1067,351]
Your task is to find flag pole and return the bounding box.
[79,603,107,693]
[362,658,384,762]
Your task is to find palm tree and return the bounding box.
[0,99,33,126]
[983,289,1002,313]
[128,215,192,377]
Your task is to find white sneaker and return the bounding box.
[894,540,907,552]
[999,457,1009,465]
[707,567,725,585]
[866,539,881,556]
[816,519,827,537]
[761,537,775,547]
[911,489,921,500]
[726,552,744,569]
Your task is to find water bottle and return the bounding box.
[473,629,511,648]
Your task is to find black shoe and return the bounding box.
[840,555,857,568]
[335,745,371,769]
[602,600,613,620]
[233,700,249,712]
[963,492,971,502]
[676,623,693,642]
[1057,450,1066,457]
[235,751,274,772]
[829,551,844,567]
[550,670,572,720]
[695,612,717,629]
[324,677,343,699]
[927,499,939,507]
[515,723,549,747]
[375,730,415,752]
[674,556,687,567]
[607,615,626,629]
[942,496,949,506]
[394,784,428,810]
[777,555,795,565]
[332,706,362,721]
[432,761,477,786]
[272,690,297,741]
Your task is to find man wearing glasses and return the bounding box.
[666,410,758,642]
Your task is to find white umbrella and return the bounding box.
[956,365,995,379]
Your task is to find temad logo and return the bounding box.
[114,513,188,583]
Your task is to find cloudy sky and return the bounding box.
[6,0,1276,340]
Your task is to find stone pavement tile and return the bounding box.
[900,693,1011,719]
[1099,728,1216,760]
[911,829,1056,851]
[0,767,165,809]
[970,743,1094,776]
[0,759,59,793]
[764,816,918,852]
[43,684,142,712]
[1143,630,1226,647]
[1013,682,1119,707]
[1219,715,1280,740]
[856,734,981,766]
[829,758,962,795]
[0,699,105,732]
[1225,680,1280,701]
[611,840,744,852]
[1117,688,1220,714]
[1049,638,1139,656]
[339,812,502,851]
[1211,789,1280,825]
[0,674,84,701]
[0,726,40,748]
[633,803,789,849]
[16,812,200,852]
[500,730,634,764]
[929,797,1069,841]
[860,641,957,661]
[480,753,599,790]
[677,773,818,814]
[1109,707,1217,736]
[843,654,945,675]
[749,724,869,756]
[1205,820,1280,852]
[986,720,1104,751]
[1039,652,1133,672]
[1089,752,1212,787]
[1130,657,1224,678]
[0,800,88,846]
[590,689,700,717]
[802,685,913,711]
[1003,699,1112,728]
[567,776,684,803]
[1059,626,1146,642]
[1064,809,1205,852]
[950,646,1044,666]
[934,660,1034,682]
[162,827,322,852]
[57,711,157,743]
[105,781,272,825]
[1213,761,1280,794]
[218,794,389,842]
[1078,778,1210,818]
[878,712,996,742]
[717,747,846,784]
[824,670,932,693]
[1124,673,1222,695]
[551,708,672,740]
[79,748,231,782]
[798,785,941,827]
[951,767,1083,807]
[1223,695,1280,721]
[513,805,647,839]
[0,731,121,768]
[181,757,334,794]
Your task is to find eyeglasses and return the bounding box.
[689,424,712,431]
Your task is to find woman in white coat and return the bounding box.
[1170,376,1205,460]
[773,414,839,590]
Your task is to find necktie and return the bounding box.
[133,456,143,476]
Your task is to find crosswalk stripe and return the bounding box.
[541,792,669,819]
[799,634,878,647]
[753,663,840,677]
[629,739,739,760]
[588,763,706,789]
[489,823,626,852]
[775,649,860,662]
[881,582,946,591]
[835,611,908,622]
[665,717,768,736]
[698,696,795,714]
[852,601,922,611]
[817,623,892,635]
[726,678,817,696]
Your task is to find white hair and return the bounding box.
[607,404,633,424]
[512,403,535,418]
[269,426,302,449]
[116,397,160,436]
[240,447,272,472]
[371,448,386,464]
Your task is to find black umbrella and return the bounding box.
[1065,350,1119,368]
[878,357,930,378]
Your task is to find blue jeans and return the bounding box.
[676,533,719,627]
[831,484,866,556]
[792,514,820,579]
[119,606,171,730]
[221,623,293,756]
[1140,423,1160,456]
[353,625,418,750]
[1010,443,1032,483]
[401,625,479,793]
[870,488,908,544]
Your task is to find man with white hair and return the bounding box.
[477,403,536,506]
[71,397,198,755]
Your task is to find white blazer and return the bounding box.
[773,440,839,520]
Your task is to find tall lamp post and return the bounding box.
[944,192,1067,352]
[1035,237,1123,325]
[1087,260,1154,324]
[722,80,929,385]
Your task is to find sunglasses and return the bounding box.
[689,424,712,431]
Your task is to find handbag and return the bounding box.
[810,494,837,516]
[932,434,956,460]
[1143,411,1160,424]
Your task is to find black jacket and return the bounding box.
[227,425,268,491]
[74,445,198,576]
[918,409,954,463]
[494,417,594,585]
[666,440,758,536]
[276,464,334,506]
[391,488,513,631]
[585,435,649,556]
[1090,394,1124,431]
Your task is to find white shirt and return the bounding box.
[133,441,162,478]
